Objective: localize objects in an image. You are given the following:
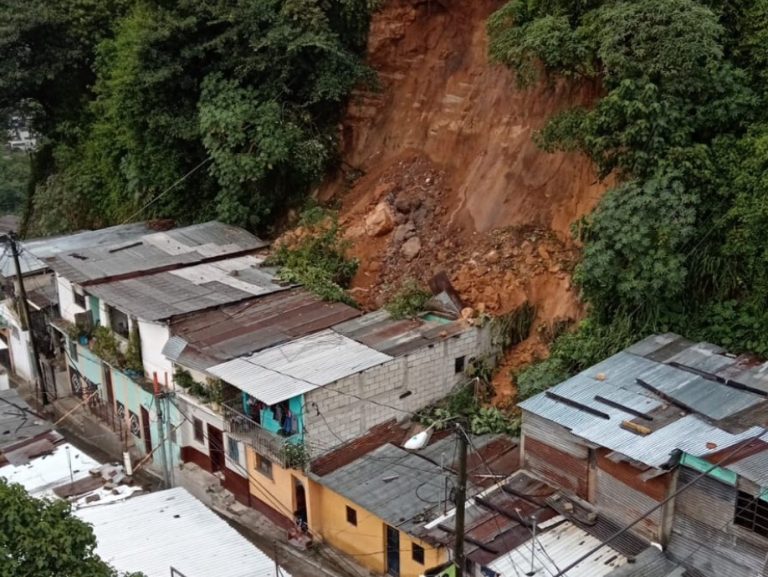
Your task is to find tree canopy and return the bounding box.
[489,0,768,391]
[0,479,143,577]
[0,0,375,235]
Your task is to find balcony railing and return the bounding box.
[222,401,292,466]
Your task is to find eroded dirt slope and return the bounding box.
[319,0,607,395]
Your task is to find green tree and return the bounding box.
[0,479,144,577]
[0,151,30,214]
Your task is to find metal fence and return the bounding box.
[222,401,289,466]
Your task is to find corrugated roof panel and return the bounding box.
[87,256,286,321]
[208,330,391,404]
[45,221,268,284]
[638,364,764,420]
[75,487,290,577]
[161,336,187,362]
[488,520,628,577]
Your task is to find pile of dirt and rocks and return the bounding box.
[309,0,610,398]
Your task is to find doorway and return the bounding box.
[207,424,225,472]
[294,477,308,531]
[140,405,153,455]
[386,525,400,577]
[102,363,114,407]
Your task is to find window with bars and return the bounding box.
[227,436,239,462]
[734,490,768,538]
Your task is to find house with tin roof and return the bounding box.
[515,333,768,577]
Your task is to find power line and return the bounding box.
[552,431,767,576]
[120,156,213,225]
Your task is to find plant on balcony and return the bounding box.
[206,377,225,410]
[90,326,123,367]
[281,441,310,470]
[124,327,143,374]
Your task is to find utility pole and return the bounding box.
[454,423,468,576]
[3,232,45,406]
[153,372,171,488]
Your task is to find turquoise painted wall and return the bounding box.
[242,392,304,440]
[68,340,181,468]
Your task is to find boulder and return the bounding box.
[365,202,395,237]
[401,236,422,260]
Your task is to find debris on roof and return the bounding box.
[0,388,59,465]
[519,334,768,470]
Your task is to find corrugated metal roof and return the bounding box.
[315,442,463,536]
[519,346,767,469]
[87,255,286,321]
[1,223,151,278]
[75,487,290,577]
[0,389,55,452]
[333,309,468,356]
[44,221,268,284]
[0,442,100,498]
[208,329,391,405]
[168,288,360,369]
[488,520,629,577]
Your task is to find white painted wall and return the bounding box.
[0,300,33,382]
[138,320,173,386]
[56,275,85,323]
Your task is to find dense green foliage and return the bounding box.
[0,479,144,577]
[490,0,768,390]
[0,0,375,234]
[0,151,29,214]
[267,208,358,304]
[385,279,431,319]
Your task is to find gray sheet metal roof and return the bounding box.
[208,329,391,405]
[519,339,768,469]
[333,309,467,356]
[167,288,360,369]
[86,255,286,321]
[315,442,460,536]
[1,223,151,279]
[0,389,55,452]
[44,221,267,284]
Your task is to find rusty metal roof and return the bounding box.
[44,221,268,285]
[333,309,468,356]
[167,288,361,369]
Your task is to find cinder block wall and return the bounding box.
[303,326,492,454]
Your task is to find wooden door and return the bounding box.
[207,424,224,472]
[140,405,153,455]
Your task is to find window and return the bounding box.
[227,436,239,462]
[454,355,466,374]
[346,505,357,526]
[193,417,204,443]
[107,305,129,338]
[256,454,273,479]
[735,490,768,537]
[412,543,425,565]
[73,288,85,308]
[68,338,78,362]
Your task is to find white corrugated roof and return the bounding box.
[0,442,99,498]
[75,487,290,577]
[208,329,392,404]
[488,519,628,577]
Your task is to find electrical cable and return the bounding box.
[552,430,768,576]
[167,396,370,577]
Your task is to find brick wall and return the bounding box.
[303,326,491,455]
